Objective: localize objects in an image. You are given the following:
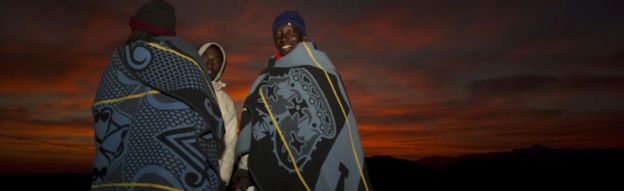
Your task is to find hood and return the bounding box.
[198,42,227,82]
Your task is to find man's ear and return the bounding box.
[302,36,308,41]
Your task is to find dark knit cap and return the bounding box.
[272,11,306,36]
[129,0,176,36]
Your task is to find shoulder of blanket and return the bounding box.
[309,47,336,72]
[119,37,203,65]
[296,42,337,72]
[152,36,204,64]
[116,38,218,99]
[116,38,210,83]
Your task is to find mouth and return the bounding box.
[281,44,292,50]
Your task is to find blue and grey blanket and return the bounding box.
[91,36,224,191]
[236,42,372,191]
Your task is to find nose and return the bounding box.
[280,36,288,44]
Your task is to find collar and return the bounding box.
[211,80,226,91]
[275,52,283,60]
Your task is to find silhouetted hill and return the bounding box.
[0,173,92,190]
[3,145,623,190]
[367,145,624,189]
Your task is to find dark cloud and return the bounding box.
[0,46,75,82]
[469,74,624,97]
[469,74,558,95]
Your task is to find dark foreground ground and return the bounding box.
[3,145,623,190]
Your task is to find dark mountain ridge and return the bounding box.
[367,145,624,189]
[3,145,623,190]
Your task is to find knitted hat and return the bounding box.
[129,0,176,36]
[272,11,306,36]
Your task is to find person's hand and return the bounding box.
[231,169,251,191]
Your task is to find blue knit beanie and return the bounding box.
[272,11,306,36]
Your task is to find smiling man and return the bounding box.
[233,11,372,191]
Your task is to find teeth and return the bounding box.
[282,45,291,49]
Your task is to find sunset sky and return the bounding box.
[1,0,623,174]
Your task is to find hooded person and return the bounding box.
[90,0,225,190]
[198,42,238,186]
[232,11,372,191]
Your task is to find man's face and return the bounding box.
[274,23,304,56]
[202,45,223,80]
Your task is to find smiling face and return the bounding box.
[274,22,305,56]
[201,45,223,80]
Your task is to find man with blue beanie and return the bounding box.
[232,10,372,191]
[272,10,307,58]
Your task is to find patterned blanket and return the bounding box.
[236,42,372,191]
[91,37,224,191]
